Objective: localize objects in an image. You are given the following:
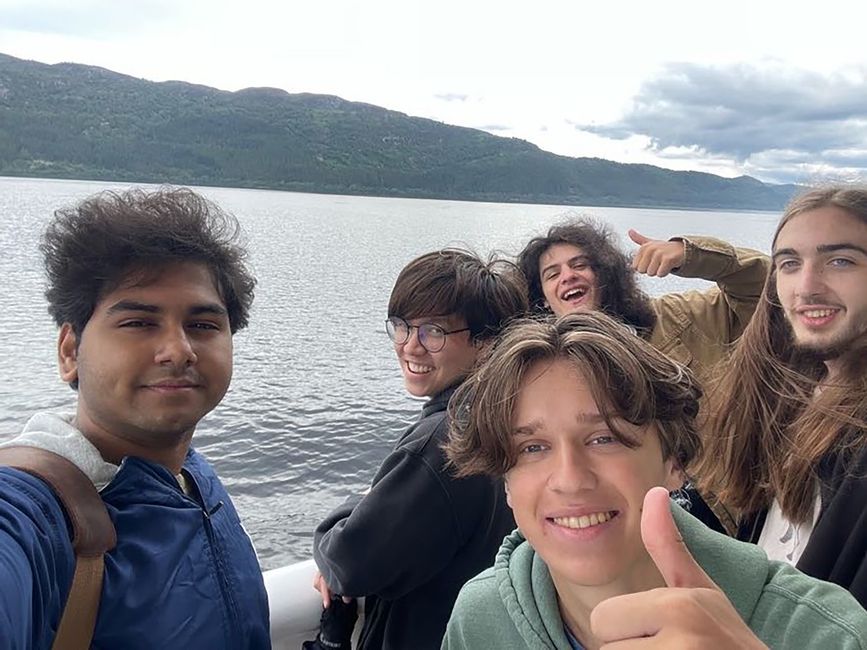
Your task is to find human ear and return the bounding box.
[472,336,489,351]
[58,323,79,385]
[504,477,513,509]
[662,458,685,493]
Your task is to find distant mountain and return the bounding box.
[0,53,798,210]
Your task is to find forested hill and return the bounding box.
[0,53,797,210]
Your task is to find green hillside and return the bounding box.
[0,53,797,210]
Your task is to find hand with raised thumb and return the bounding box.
[628,229,686,277]
[590,487,767,649]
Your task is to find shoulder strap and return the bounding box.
[0,446,117,650]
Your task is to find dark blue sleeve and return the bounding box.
[0,468,76,650]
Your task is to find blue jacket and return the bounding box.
[0,414,270,649]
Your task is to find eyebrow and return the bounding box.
[190,304,229,317]
[818,243,867,256]
[512,412,606,436]
[772,243,867,261]
[105,300,228,317]
[540,254,590,277]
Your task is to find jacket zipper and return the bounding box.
[203,502,242,648]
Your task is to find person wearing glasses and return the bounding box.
[312,249,528,650]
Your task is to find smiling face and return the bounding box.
[505,358,680,592]
[773,206,867,370]
[539,243,601,317]
[59,261,233,456]
[393,314,478,398]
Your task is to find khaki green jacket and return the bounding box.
[650,236,769,386]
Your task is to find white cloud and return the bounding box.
[1,0,867,182]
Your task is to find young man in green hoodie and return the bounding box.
[442,312,867,649]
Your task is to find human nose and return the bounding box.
[559,265,578,284]
[795,260,827,298]
[547,444,596,493]
[154,324,197,367]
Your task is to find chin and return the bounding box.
[559,302,594,317]
[145,416,199,439]
[794,337,851,362]
[403,380,430,398]
[551,561,625,588]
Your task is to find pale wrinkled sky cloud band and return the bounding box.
[1,0,866,185]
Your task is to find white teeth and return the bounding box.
[803,309,836,318]
[552,511,613,530]
[563,288,587,300]
[407,361,433,374]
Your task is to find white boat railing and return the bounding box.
[265,558,366,649]
[264,559,322,649]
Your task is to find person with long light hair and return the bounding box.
[694,185,867,607]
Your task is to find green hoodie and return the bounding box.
[443,503,867,649]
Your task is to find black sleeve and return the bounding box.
[313,441,476,600]
[797,447,867,608]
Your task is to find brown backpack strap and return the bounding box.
[0,446,117,650]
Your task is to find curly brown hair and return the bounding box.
[42,187,256,337]
[516,218,656,337]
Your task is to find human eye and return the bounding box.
[543,269,559,282]
[587,432,618,447]
[118,319,153,328]
[387,318,408,340]
[518,441,549,455]
[188,321,221,331]
[422,323,446,338]
[828,257,855,268]
[570,260,588,270]
[775,258,800,272]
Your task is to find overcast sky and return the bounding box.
[2,0,866,184]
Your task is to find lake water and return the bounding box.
[0,176,781,569]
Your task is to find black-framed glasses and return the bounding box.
[385,316,470,353]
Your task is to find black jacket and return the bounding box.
[313,387,514,650]
[732,444,867,608]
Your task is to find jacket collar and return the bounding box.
[420,384,459,418]
[4,412,118,490]
[493,501,769,648]
[5,412,212,503]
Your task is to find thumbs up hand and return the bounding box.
[589,487,768,649]
[628,229,686,277]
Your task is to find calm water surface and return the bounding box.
[0,176,780,569]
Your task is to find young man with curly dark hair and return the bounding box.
[517,219,769,384]
[0,188,270,649]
